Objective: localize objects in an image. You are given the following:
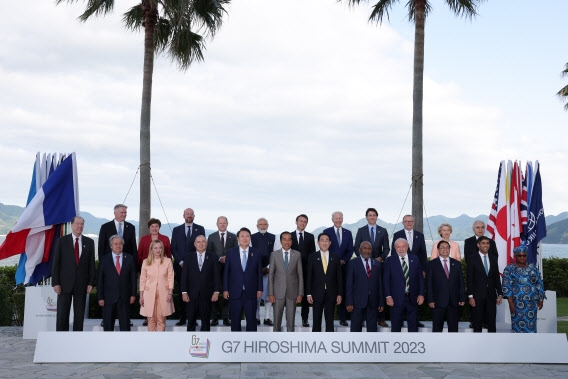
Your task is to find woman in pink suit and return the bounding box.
[430,223,462,261]
[139,240,175,331]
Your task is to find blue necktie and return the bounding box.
[117,222,123,237]
[336,228,341,245]
[483,255,489,275]
[371,226,375,244]
[241,250,247,271]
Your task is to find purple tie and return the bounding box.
[443,259,449,279]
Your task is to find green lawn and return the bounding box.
[557,321,568,336]
[557,297,568,317]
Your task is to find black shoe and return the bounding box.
[418,322,425,328]
[339,321,348,327]
[223,318,231,326]
[302,319,310,327]
[256,318,261,325]
[469,323,473,328]
[142,320,148,326]
[100,320,104,327]
[211,319,219,326]
[175,320,187,326]
[130,322,133,327]
[378,320,389,328]
[264,319,274,326]
[483,323,488,329]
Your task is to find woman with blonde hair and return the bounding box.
[139,240,175,331]
[430,223,461,261]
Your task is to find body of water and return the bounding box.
[1,235,567,268]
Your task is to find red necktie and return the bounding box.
[115,255,121,275]
[365,258,371,278]
[74,237,80,265]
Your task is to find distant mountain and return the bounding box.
[0,202,566,244]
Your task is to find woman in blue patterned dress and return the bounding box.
[502,245,545,333]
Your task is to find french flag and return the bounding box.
[0,153,79,284]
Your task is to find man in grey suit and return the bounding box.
[206,216,238,326]
[268,232,304,332]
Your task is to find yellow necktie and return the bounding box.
[322,252,328,274]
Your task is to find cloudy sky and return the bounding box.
[1,1,566,234]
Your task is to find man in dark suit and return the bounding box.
[467,236,503,333]
[181,235,221,331]
[268,232,303,332]
[250,217,277,326]
[464,220,499,263]
[291,213,316,327]
[170,207,205,326]
[97,204,137,262]
[306,233,343,332]
[345,242,384,332]
[223,227,263,332]
[323,211,354,327]
[426,240,466,332]
[463,220,499,328]
[391,214,428,327]
[384,238,424,332]
[52,216,96,331]
[354,207,390,327]
[206,216,237,326]
[97,235,137,331]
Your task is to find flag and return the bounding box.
[0,153,79,284]
[525,163,546,269]
[486,161,508,275]
[508,161,522,263]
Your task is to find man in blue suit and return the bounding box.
[384,238,424,332]
[97,235,137,331]
[223,227,263,331]
[391,214,428,327]
[323,211,354,327]
[426,240,466,332]
[354,207,390,327]
[170,207,205,326]
[345,242,384,332]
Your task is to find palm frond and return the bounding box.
[122,5,144,31]
[444,0,483,20]
[557,85,568,111]
[369,0,401,24]
[407,0,433,22]
[190,0,229,37]
[168,28,205,70]
[561,62,568,78]
[78,0,115,22]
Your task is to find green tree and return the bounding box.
[57,0,229,235]
[558,62,568,111]
[345,0,484,232]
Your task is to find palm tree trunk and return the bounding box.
[411,0,426,232]
[139,1,158,238]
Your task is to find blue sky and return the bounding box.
[0,1,566,233]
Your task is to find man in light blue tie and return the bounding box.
[223,227,263,331]
[268,232,304,332]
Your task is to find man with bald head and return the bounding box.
[171,208,205,326]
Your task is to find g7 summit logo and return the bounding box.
[189,335,210,359]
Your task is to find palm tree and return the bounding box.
[57,0,229,236]
[558,62,568,111]
[344,0,484,232]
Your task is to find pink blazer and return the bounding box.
[430,239,462,261]
[139,257,175,317]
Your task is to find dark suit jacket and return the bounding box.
[291,230,316,269]
[354,224,390,260]
[97,220,137,263]
[466,252,502,301]
[464,236,499,263]
[383,254,424,305]
[52,234,96,294]
[223,246,263,299]
[180,251,221,299]
[251,232,276,268]
[426,257,465,308]
[170,223,205,266]
[97,253,137,304]
[306,251,343,303]
[392,229,427,271]
[323,226,354,263]
[345,257,384,309]
[207,231,238,258]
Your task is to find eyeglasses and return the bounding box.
[516,254,527,257]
